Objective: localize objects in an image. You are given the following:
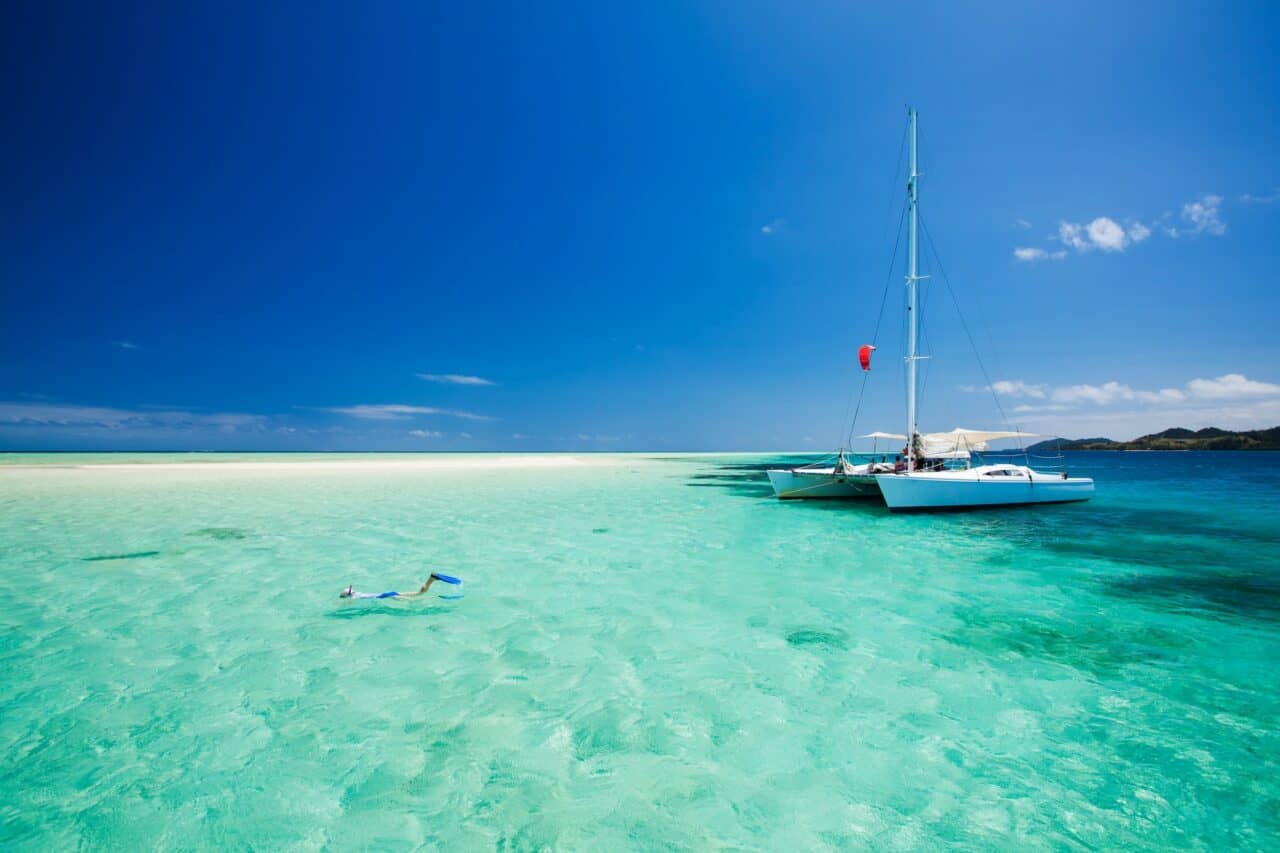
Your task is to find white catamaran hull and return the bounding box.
[767,468,881,499]
[875,465,1093,511]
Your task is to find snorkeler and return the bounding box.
[339,572,461,599]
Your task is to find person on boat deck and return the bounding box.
[893,454,906,473]
[340,575,440,600]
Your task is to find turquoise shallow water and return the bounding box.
[1,451,1278,849]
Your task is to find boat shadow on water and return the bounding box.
[681,456,1280,623]
[947,502,1280,626]
[680,455,870,502]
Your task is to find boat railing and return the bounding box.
[977,450,1068,470]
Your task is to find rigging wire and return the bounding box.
[918,211,1026,452]
[845,199,907,448]
[916,234,933,420]
[836,118,910,449]
[919,123,1003,364]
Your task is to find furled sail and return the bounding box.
[920,428,1037,458]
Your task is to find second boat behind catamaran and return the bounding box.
[766,435,903,499]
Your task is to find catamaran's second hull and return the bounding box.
[767,468,881,499]
[874,467,1093,511]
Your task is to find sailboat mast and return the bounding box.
[906,107,920,472]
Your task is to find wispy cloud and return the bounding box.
[1177,194,1226,236]
[576,432,626,442]
[760,218,786,236]
[989,380,1047,398]
[1241,188,1280,204]
[1014,218,1032,229]
[325,404,494,421]
[416,373,495,386]
[114,341,140,350]
[0,402,266,431]
[407,429,442,438]
[1012,247,1066,262]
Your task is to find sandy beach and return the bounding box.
[0,453,595,473]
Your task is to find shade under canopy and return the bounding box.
[860,431,908,440]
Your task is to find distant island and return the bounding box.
[1026,426,1280,452]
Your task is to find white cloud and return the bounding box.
[979,373,1280,438]
[1015,218,1032,229]
[407,429,441,438]
[1013,247,1067,262]
[1181,194,1226,236]
[760,218,785,235]
[1012,403,1071,413]
[1048,381,1186,406]
[1241,188,1280,204]
[1186,373,1280,399]
[1051,381,1138,405]
[1033,195,1225,259]
[1055,216,1131,253]
[416,373,495,386]
[965,374,1280,409]
[114,341,140,350]
[326,404,493,421]
[1135,388,1188,404]
[989,380,1047,398]
[1016,398,1280,442]
[1086,217,1128,252]
[1058,221,1090,251]
[459,431,472,439]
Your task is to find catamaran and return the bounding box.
[770,107,1094,510]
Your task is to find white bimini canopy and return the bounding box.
[860,432,908,440]
[920,428,1037,458]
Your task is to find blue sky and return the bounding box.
[3,2,1279,450]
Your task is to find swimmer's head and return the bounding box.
[339,585,354,598]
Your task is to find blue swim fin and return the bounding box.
[430,572,462,585]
